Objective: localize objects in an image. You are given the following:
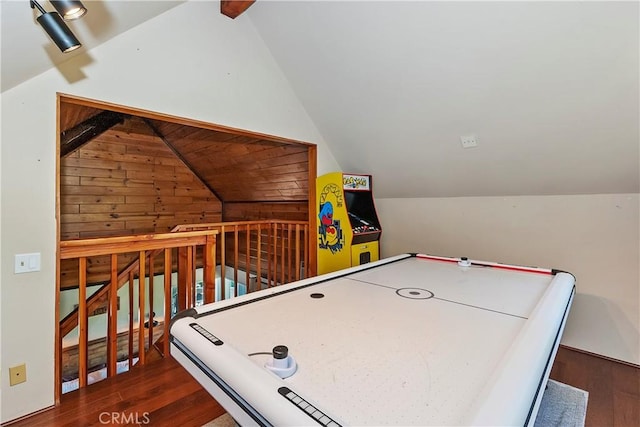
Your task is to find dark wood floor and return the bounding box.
[4,346,639,426]
[550,346,640,427]
[4,356,225,427]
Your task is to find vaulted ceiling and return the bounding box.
[3,1,638,199]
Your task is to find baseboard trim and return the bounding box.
[560,344,640,369]
[1,405,55,427]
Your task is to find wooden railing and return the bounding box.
[57,220,310,396]
[174,220,311,295]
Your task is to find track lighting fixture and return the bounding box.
[30,0,86,53]
[51,0,87,20]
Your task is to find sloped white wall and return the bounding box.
[0,1,338,422]
[249,1,639,199]
[377,194,640,365]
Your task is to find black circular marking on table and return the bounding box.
[396,288,434,299]
[310,293,325,299]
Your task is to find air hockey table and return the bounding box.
[170,253,575,426]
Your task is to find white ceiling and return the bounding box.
[0,0,184,92]
[2,1,638,199]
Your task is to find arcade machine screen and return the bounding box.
[344,190,381,244]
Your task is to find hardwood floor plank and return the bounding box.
[3,357,222,427]
[550,346,639,427]
[587,355,614,426]
[611,359,640,427]
[613,389,640,427]
[146,389,226,427]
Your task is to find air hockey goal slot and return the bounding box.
[458,257,472,267]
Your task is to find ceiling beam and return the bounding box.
[60,111,126,157]
[221,0,256,19]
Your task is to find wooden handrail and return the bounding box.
[59,230,214,259]
[172,219,309,232]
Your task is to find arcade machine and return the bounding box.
[316,172,382,275]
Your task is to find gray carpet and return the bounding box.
[203,413,235,427]
[534,379,589,427]
[203,379,588,426]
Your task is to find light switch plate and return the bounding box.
[14,253,41,273]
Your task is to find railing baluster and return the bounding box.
[163,248,172,357]
[191,245,196,306]
[148,252,154,351]
[138,250,146,366]
[245,225,250,292]
[295,224,301,281]
[204,234,216,304]
[234,224,239,297]
[128,270,134,370]
[257,224,262,291]
[220,225,226,300]
[304,224,309,278]
[78,257,88,388]
[270,223,274,287]
[107,254,118,377]
[186,246,194,308]
[281,223,286,285]
[287,225,292,283]
[177,248,187,312]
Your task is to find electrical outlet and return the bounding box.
[460,134,478,149]
[9,364,27,386]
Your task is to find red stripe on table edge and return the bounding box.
[415,254,553,275]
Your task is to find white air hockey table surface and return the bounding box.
[170,253,575,426]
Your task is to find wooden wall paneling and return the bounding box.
[178,135,256,160]
[223,202,308,221]
[56,94,317,401]
[211,170,309,189]
[211,155,309,201]
[60,116,223,287]
[202,148,307,177]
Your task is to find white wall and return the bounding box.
[376,194,640,365]
[0,48,3,422]
[0,1,338,422]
